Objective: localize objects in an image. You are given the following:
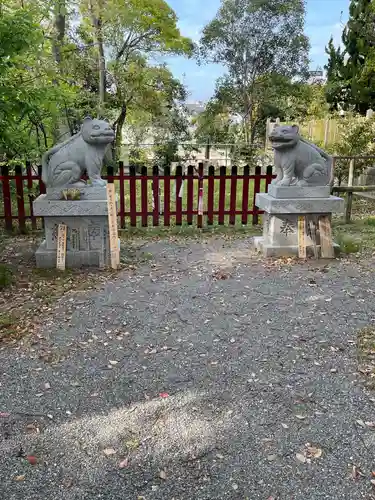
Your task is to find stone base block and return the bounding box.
[256,193,344,214]
[33,195,109,217]
[267,185,331,199]
[253,236,340,258]
[253,213,340,259]
[45,186,108,201]
[35,241,103,268]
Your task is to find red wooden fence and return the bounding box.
[0,162,274,232]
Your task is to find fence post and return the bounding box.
[15,165,26,233]
[207,165,215,225]
[152,165,160,226]
[197,163,204,228]
[129,165,137,227]
[252,165,262,225]
[218,166,226,225]
[241,165,250,225]
[265,165,273,192]
[187,165,194,225]
[175,165,183,226]
[1,165,13,231]
[163,165,171,227]
[345,158,355,223]
[141,166,148,227]
[118,161,125,228]
[229,165,238,225]
[37,165,46,194]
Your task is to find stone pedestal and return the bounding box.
[33,187,115,268]
[253,186,344,258]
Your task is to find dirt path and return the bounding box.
[1,237,375,500]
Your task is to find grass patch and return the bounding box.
[357,326,375,389]
[333,217,375,255]
[0,264,14,289]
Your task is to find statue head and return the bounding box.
[269,124,300,150]
[81,117,115,145]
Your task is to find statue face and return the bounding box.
[81,117,115,145]
[269,125,299,149]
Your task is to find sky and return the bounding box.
[162,0,351,101]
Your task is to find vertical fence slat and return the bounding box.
[175,165,183,226]
[1,165,13,231]
[207,165,215,225]
[141,166,148,227]
[218,166,226,225]
[152,166,160,226]
[229,165,237,225]
[265,165,273,192]
[252,165,262,225]
[15,165,26,232]
[197,163,204,228]
[187,165,194,225]
[107,165,114,184]
[37,165,46,194]
[26,161,37,230]
[241,165,250,225]
[164,165,171,227]
[129,165,137,227]
[118,161,125,228]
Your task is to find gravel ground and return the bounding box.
[1,237,375,500]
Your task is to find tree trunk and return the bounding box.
[52,0,68,142]
[89,0,106,117]
[114,103,127,160]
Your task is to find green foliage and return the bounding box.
[198,0,309,146]
[335,233,361,254]
[329,114,375,180]
[0,264,13,290]
[0,0,192,162]
[325,0,375,114]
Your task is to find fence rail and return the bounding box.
[0,162,275,232]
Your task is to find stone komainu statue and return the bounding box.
[269,125,332,187]
[42,117,115,188]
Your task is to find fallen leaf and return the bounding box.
[26,455,37,465]
[103,448,117,456]
[25,424,39,434]
[119,458,129,468]
[306,446,322,458]
[159,392,169,398]
[296,453,307,463]
[15,475,25,481]
[159,469,167,480]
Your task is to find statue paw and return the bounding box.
[279,178,292,186]
[92,178,107,187]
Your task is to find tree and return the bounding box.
[325,0,375,114]
[79,0,193,156]
[199,0,309,146]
